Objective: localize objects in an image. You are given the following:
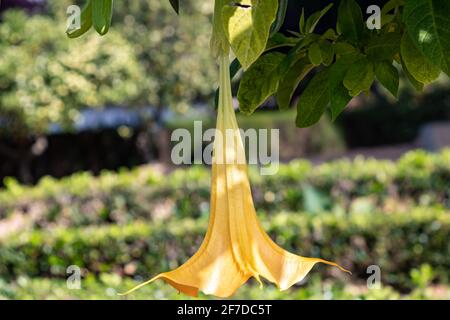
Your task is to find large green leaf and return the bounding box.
[296,69,330,128]
[92,0,113,36]
[337,0,364,44]
[276,57,313,110]
[400,31,441,84]
[238,52,285,114]
[222,0,278,69]
[374,60,399,97]
[400,57,424,91]
[403,0,450,75]
[211,0,230,58]
[366,32,401,61]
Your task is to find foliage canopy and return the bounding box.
[68,0,450,128]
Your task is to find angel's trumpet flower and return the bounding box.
[121,54,349,298]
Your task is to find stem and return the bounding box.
[218,54,233,114]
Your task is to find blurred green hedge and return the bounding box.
[0,207,448,291]
[1,149,449,226]
[2,271,446,300]
[0,149,449,293]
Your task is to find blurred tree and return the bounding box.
[0,2,218,182]
[0,10,148,182]
[46,0,218,166]
[46,0,217,113]
[0,10,145,136]
[0,0,46,15]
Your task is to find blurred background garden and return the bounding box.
[0,0,449,300]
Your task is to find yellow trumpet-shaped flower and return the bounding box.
[121,54,349,298]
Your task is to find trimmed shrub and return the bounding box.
[1,207,448,290]
[0,149,449,226]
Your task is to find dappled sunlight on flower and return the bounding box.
[120,54,349,298]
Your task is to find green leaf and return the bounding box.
[381,0,401,26]
[296,69,330,128]
[366,32,401,61]
[374,60,399,97]
[319,40,334,66]
[265,33,298,51]
[306,39,334,68]
[67,1,92,38]
[222,0,279,69]
[382,0,402,16]
[276,57,313,110]
[169,0,179,14]
[381,14,396,27]
[305,3,333,34]
[400,57,424,91]
[308,42,323,66]
[277,34,318,76]
[337,0,364,44]
[328,54,358,120]
[211,0,230,58]
[334,42,357,55]
[238,52,285,114]
[270,0,288,37]
[322,28,337,40]
[400,31,441,84]
[403,0,450,75]
[343,56,374,96]
[299,8,306,35]
[92,0,113,36]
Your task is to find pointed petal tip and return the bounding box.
[119,273,202,297]
[332,263,352,275]
[340,266,352,275]
[117,274,163,296]
[253,273,264,289]
[312,258,351,275]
